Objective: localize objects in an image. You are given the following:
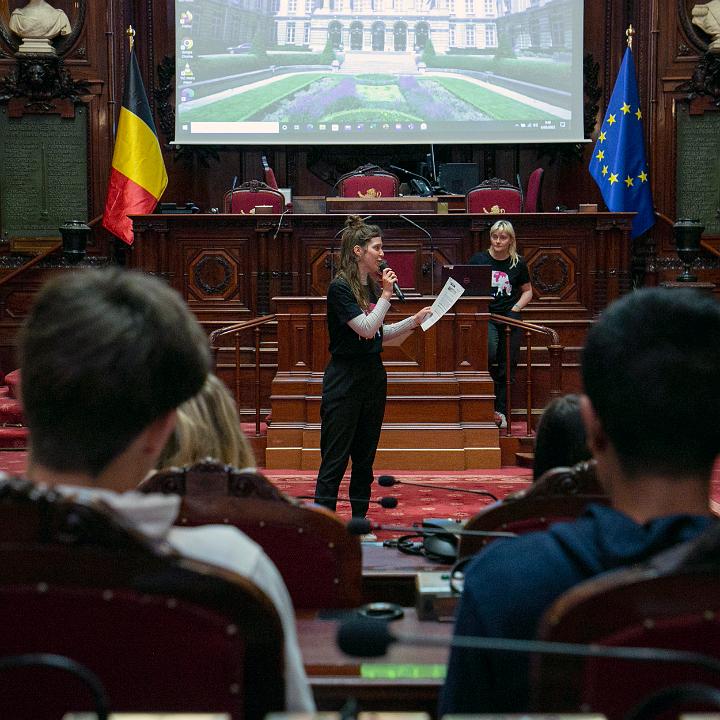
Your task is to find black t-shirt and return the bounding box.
[468,250,530,314]
[327,277,383,357]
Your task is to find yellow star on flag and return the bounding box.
[602,165,609,176]
[635,108,642,120]
[621,102,631,114]
[608,114,616,125]
[638,170,648,182]
[599,131,607,142]
[596,150,605,161]
[609,173,619,184]
[624,176,634,187]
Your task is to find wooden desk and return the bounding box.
[298,608,451,715]
[362,543,452,606]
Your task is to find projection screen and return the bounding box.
[174,0,584,145]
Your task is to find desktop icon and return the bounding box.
[319,123,327,130]
[331,124,339,131]
[180,10,193,25]
[181,37,193,50]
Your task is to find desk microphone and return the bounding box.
[336,616,720,673]
[346,517,514,539]
[378,261,406,302]
[297,495,399,509]
[378,474,498,502]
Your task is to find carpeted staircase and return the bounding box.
[0,370,28,451]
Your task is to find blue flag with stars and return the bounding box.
[589,47,655,238]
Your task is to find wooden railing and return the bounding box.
[208,315,277,436]
[490,313,564,437]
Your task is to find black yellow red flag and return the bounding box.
[102,48,167,245]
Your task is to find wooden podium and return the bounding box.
[265,295,501,471]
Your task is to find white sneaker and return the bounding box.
[494,412,507,429]
[360,533,378,542]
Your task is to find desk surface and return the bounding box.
[362,542,453,606]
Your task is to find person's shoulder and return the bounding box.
[469,250,490,264]
[328,276,352,295]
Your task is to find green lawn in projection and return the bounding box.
[180,71,561,124]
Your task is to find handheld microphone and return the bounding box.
[346,517,514,538]
[378,474,498,502]
[378,261,406,302]
[296,495,399,509]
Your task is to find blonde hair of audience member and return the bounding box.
[157,374,254,470]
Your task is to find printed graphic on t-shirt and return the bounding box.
[491,270,512,297]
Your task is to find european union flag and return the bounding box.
[589,47,655,238]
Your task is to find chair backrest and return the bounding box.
[0,476,284,720]
[139,458,289,502]
[466,177,523,214]
[224,180,285,214]
[139,461,363,610]
[524,167,545,212]
[458,461,608,558]
[262,154,280,190]
[532,524,720,720]
[336,164,399,198]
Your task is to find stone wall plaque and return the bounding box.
[676,103,720,235]
[0,105,87,246]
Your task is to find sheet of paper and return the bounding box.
[420,277,465,331]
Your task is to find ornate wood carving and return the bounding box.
[531,253,571,295]
[0,54,89,110]
[676,52,720,106]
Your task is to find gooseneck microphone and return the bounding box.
[346,517,515,538]
[336,616,720,672]
[297,495,399,509]
[378,474,498,502]
[378,261,406,302]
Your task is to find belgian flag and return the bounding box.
[103,48,168,246]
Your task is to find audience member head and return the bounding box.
[581,287,720,481]
[19,268,210,482]
[488,219,519,267]
[336,214,383,310]
[533,394,591,481]
[156,373,255,470]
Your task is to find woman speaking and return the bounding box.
[313,216,432,530]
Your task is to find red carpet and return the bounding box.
[0,452,718,529]
[266,468,532,534]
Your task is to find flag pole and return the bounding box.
[126,25,135,53]
[626,24,634,50]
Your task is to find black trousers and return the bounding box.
[488,312,522,416]
[314,354,387,518]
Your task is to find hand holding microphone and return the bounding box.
[378,261,406,302]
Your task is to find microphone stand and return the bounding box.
[398,215,436,295]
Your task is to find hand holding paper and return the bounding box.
[420,277,466,331]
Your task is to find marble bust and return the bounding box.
[9,0,71,40]
[692,0,720,53]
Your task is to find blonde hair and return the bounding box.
[489,219,520,268]
[335,214,382,311]
[156,373,254,470]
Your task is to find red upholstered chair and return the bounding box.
[531,522,720,720]
[524,167,545,212]
[223,180,285,214]
[336,164,400,198]
[457,460,607,558]
[466,177,523,214]
[0,475,284,720]
[139,460,363,610]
